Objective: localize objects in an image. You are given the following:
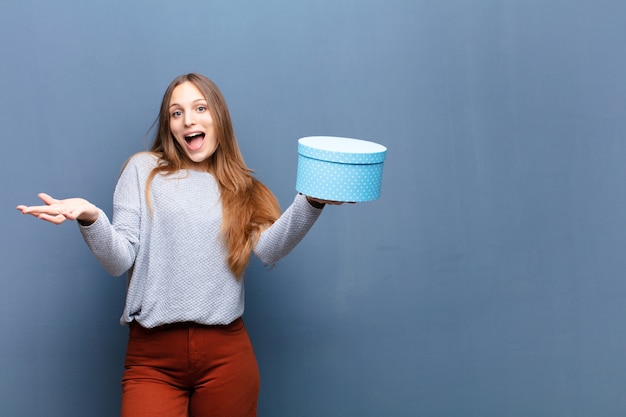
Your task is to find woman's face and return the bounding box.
[168,81,218,166]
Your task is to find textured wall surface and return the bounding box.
[2,1,626,416]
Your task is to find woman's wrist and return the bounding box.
[77,206,99,226]
[303,194,326,209]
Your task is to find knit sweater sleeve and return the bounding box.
[253,193,324,265]
[78,155,145,276]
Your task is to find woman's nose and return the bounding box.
[184,111,195,126]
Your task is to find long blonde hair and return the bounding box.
[147,73,281,277]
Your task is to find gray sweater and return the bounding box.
[79,152,322,328]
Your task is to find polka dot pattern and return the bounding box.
[296,137,387,202]
[297,139,387,164]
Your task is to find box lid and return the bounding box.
[298,136,387,164]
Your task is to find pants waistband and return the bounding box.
[129,317,243,331]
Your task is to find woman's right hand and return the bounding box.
[16,193,99,225]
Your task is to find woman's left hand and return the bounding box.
[305,196,354,206]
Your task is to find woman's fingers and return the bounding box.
[37,212,68,224]
[18,205,67,222]
[17,193,69,223]
[17,195,99,225]
[37,192,60,205]
[16,205,67,224]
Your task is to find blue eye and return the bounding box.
[171,110,182,118]
[197,106,206,112]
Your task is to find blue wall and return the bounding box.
[2,1,626,416]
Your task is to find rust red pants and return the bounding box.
[120,318,259,417]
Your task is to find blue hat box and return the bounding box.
[296,136,387,202]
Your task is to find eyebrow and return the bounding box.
[169,98,207,109]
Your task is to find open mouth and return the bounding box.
[184,132,205,151]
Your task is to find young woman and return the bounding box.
[17,73,339,417]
